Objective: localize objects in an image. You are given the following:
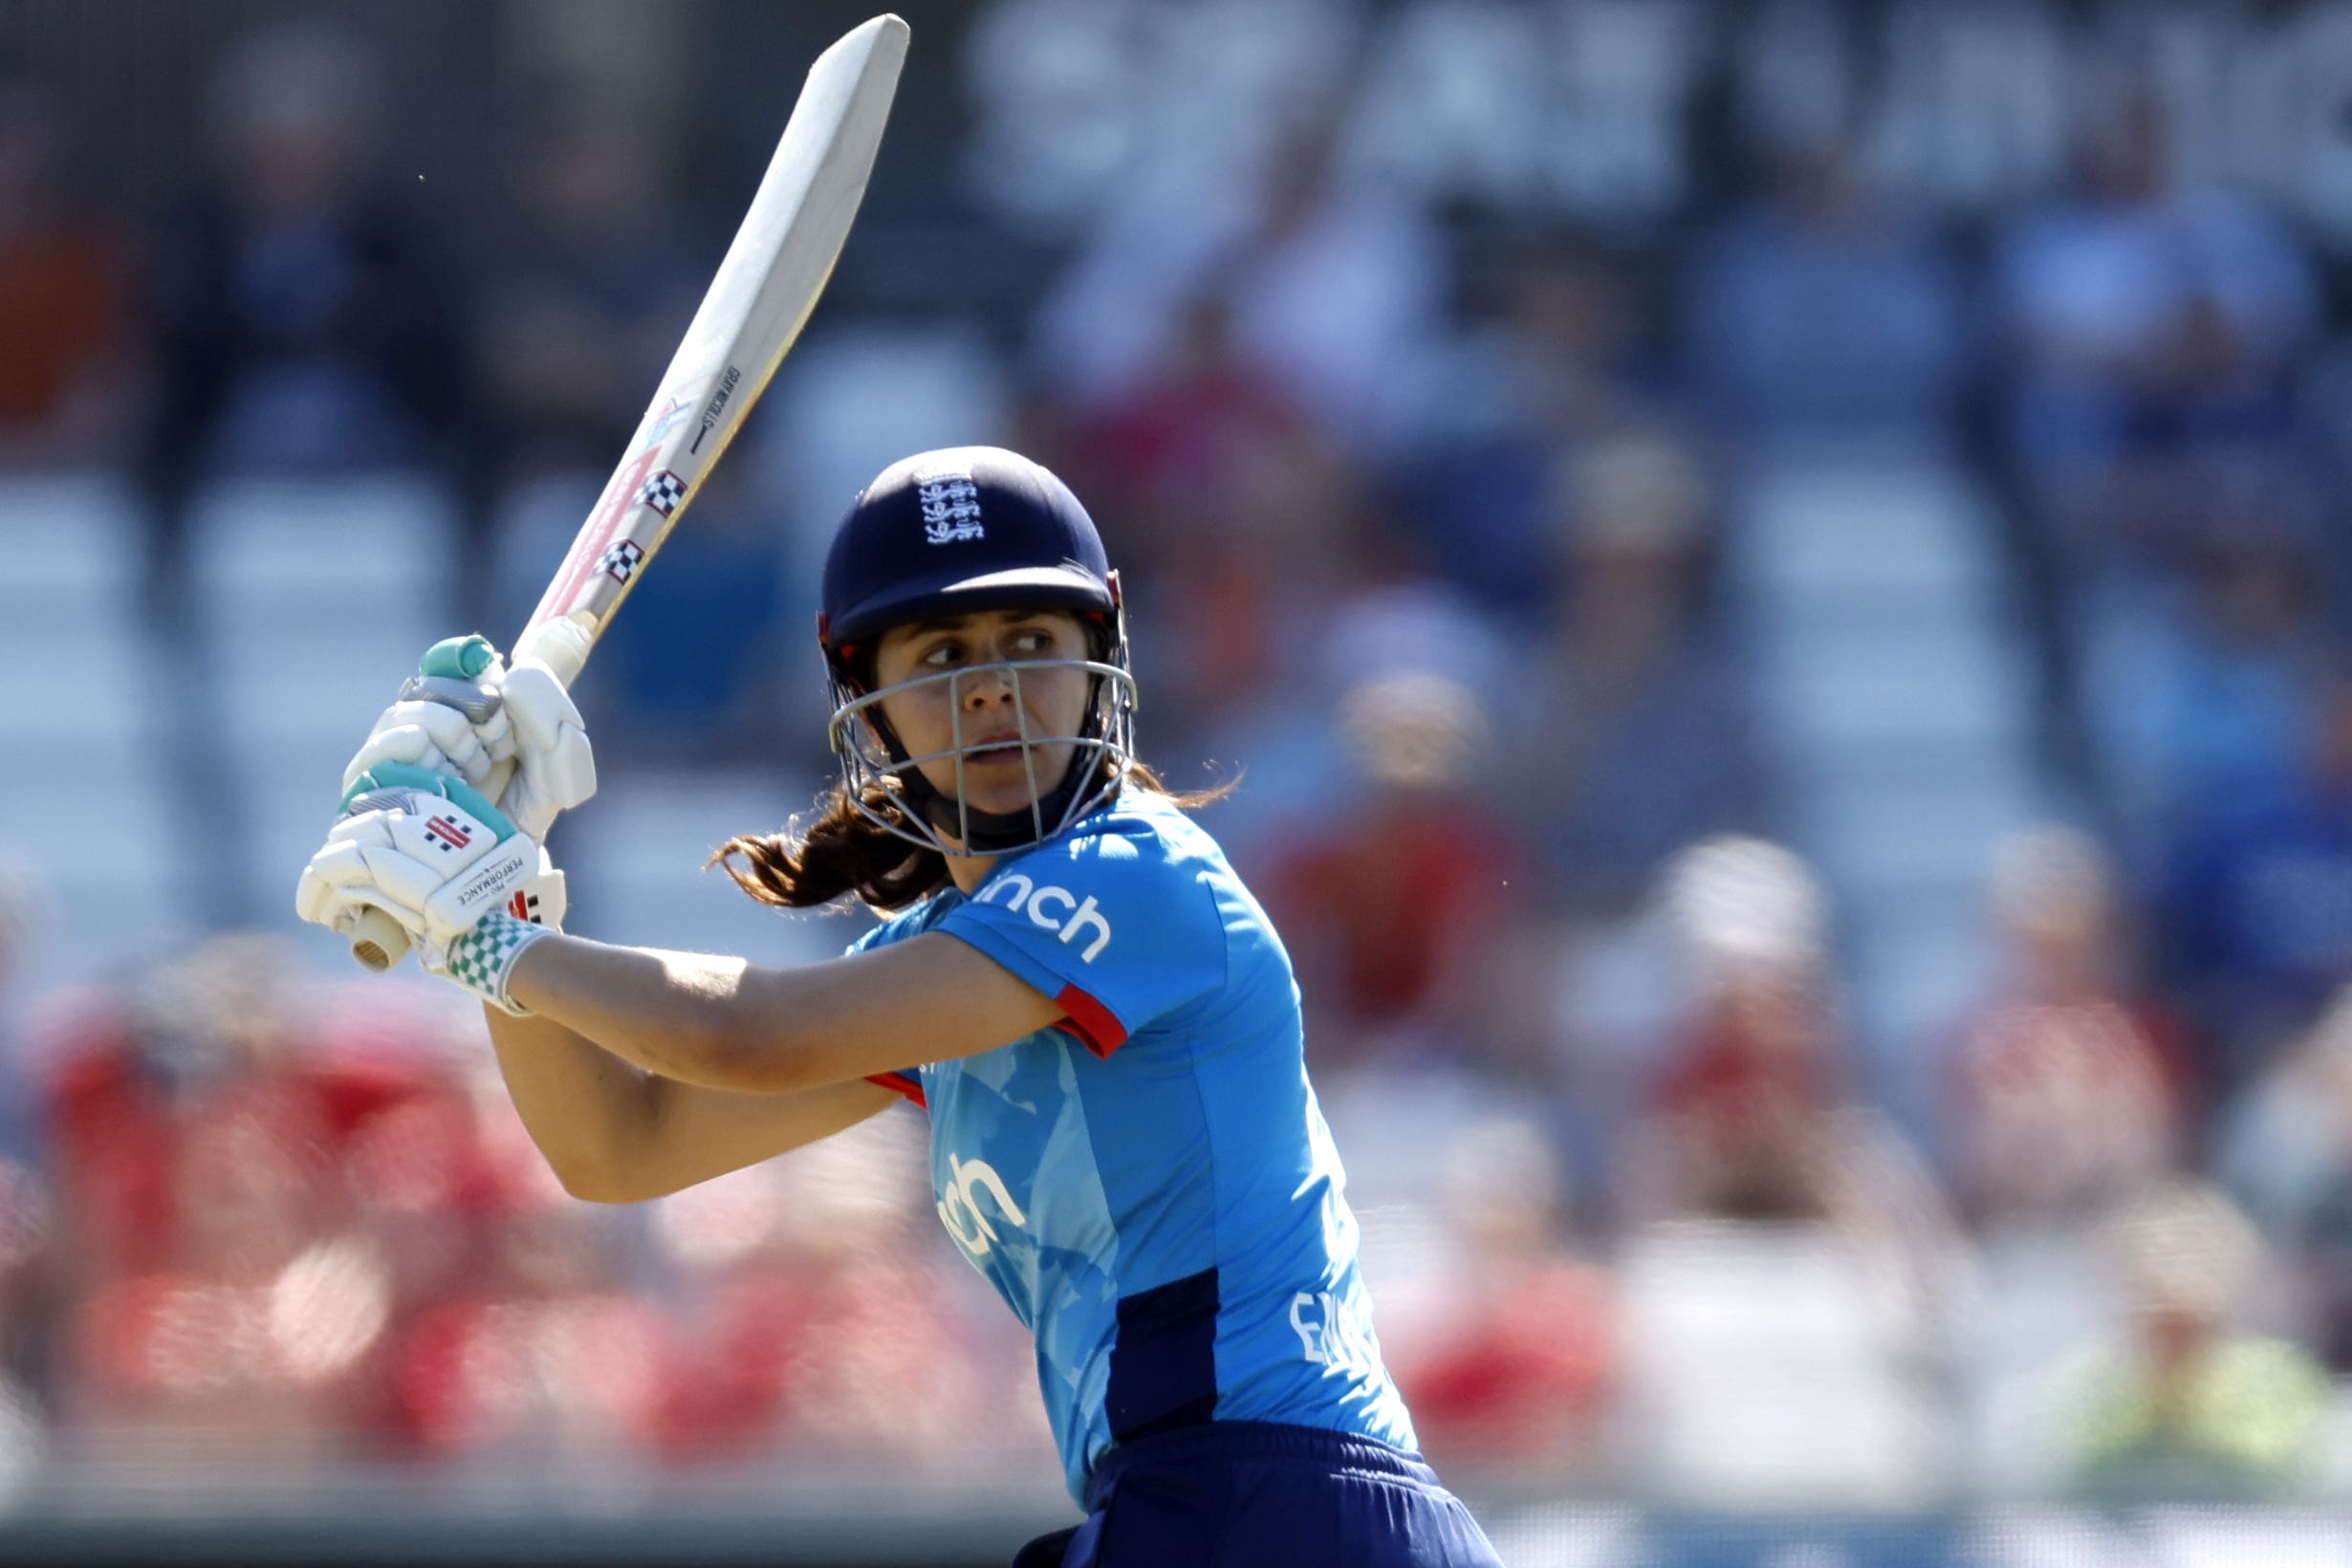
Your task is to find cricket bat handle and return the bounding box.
[342,905,411,974]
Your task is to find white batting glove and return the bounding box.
[342,635,597,843]
[294,762,566,1013]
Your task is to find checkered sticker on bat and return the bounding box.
[635,470,687,517]
[598,538,647,583]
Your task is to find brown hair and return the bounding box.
[710,763,1227,914]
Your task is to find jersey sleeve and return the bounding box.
[936,824,1221,1057]
[844,918,930,1108]
[863,1068,927,1108]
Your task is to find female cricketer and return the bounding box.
[294,446,1504,1566]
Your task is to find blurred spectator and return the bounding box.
[1621,837,1842,1224]
[38,937,478,1453]
[1063,294,1317,540]
[2054,1182,2329,1503]
[382,1164,665,1463]
[2160,675,2352,1100]
[647,1117,1034,1470]
[1265,671,1523,1073]
[1032,112,1448,455]
[1943,827,2189,1230]
[0,858,42,1167]
[1386,1119,1615,1487]
[469,108,703,484]
[1619,839,1954,1261]
[1686,133,1967,453]
[140,24,463,504]
[1399,239,1664,621]
[1993,76,2317,526]
[2219,990,2352,1372]
[1050,292,1355,755]
[2081,503,2334,862]
[0,860,54,1460]
[0,82,135,468]
[1508,430,1765,920]
[1183,546,1508,864]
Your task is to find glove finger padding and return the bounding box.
[298,814,415,926]
[399,673,516,767]
[399,633,525,779]
[497,660,597,842]
[499,662,582,755]
[343,700,496,792]
[295,841,403,933]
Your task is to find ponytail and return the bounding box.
[711,780,948,913]
[711,761,1228,915]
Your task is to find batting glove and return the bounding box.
[342,634,598,843]
[294,761,567,1014]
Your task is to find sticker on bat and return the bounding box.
[599,539,647,583]
[635,470,687,516]
[642,397,691,449]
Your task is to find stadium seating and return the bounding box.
[0,474,185,985]
[187,475,457,949]
[558,770,851,969]
[1731,454,2062,1122]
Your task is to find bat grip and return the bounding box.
[343,754,519,972]
[343,905,411,973]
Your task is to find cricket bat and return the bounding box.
[343,13,910,972]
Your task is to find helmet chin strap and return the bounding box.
[891,750,1097,854]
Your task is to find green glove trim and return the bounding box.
[421,634,499,681]
[440,909,550,1016]
[341,761,520,841]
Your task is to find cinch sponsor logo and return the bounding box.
[976,873,1112,961]
[937,1152,1027,1261]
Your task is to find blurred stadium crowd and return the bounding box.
[9,0,2352,1522]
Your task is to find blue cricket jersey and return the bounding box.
[850,789,1419,1502]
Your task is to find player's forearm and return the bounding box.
[503,933,810,1093]
[482,1005,664,1199]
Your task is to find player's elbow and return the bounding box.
[549,1159,646,1206]
[516,1135,647,1205]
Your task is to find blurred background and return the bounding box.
[6,0,2352,1562]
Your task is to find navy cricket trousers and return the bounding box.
[1011,1422,1505,1567]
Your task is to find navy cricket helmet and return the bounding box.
[816,446,1138,858]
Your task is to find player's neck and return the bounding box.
[946,847,997,896]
